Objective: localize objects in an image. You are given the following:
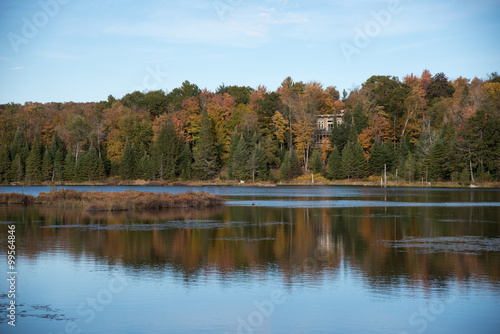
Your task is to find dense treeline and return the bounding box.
[0,71,499,184]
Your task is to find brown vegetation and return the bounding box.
[0,193,35,205]
[0,190,224,211]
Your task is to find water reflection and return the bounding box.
[1,203,499,291]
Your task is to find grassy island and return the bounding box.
[0,190,225,212]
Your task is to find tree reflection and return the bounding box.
[1,203,499,289]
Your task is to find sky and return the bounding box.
[0,0,499,104]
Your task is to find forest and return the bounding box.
[0,70,499,185]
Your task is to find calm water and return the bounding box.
[0,186,499,334]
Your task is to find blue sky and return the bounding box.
[0,0,499,104]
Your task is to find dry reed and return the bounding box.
[1,190,224,212]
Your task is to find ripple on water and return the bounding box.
[380,236,500,254]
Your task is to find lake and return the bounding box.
[0,185,499,333]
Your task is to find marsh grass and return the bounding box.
[1,190,224,212]
[0,193,35,204]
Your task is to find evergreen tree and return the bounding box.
[0,145,11,182]
[279,151,291,180]
[25,136,43,182]
[310,149,323,174]
[348,126,358,145]
[137,151,152,180]
[428,122,463,181]
[352,141,368,178]
[279,148,301,181]
[53,149,65,181]
[96,155,106,180]
[179,144,193,179]
[42,146,52,181]
[49,132,66,160]
[342,143,356,180]
[369,140,386,175]
[193,110,219,179]
[459,167,471,185]
[289,148,301,179]
[11,154,23,181]
[229,132,250,180]
[84,145,100,181]
[394,136,410,173]
[120,141,137,180]
[402,154,416,181]
[326,146,342,180]
[64,150,75,181]
[10,128,29,164]
[249,143,267,181]
[153,120,182,180]
[73,151,90,182]
[382,140,395,172]
[227,132,240,179]
[353,102,368,135]
[330,110,352,155]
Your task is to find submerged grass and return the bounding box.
[1,190,224,212]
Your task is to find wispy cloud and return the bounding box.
[9,66,24,71]
[0,57,9,61]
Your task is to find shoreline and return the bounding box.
[1,178,499,189]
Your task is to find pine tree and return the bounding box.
[10,128,29,164]
[49,132,66,160]
[289,148,301,179]
[53,149,65,181]
[64,150,75,181]
[395,136,410,173]
[25,136,43,182]
[342,143,356,180]
[330,110,352,155]
[42,146,52,181]
[97,155,106,180]
[0,145,11,182]
[192,110,219,180]
[428,122,463,181]
[352,141,368,178]
[11,154,23,181]
[310,149,323,174]
[179,144,193,179]
[353,102,368,135]
[153,120,182,180]
[137,151,152,180]
[326,146,342,180]
[369,140,385,175]
[279,151,291,180]
[229,133,250,180]
[84,145,100,181]
[249,143,267,181]
[120,141,137,180]
[73,152,87,182]
[402,154,416,181]
[382,140,395,172]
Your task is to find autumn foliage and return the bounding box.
[0,72,499,184]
